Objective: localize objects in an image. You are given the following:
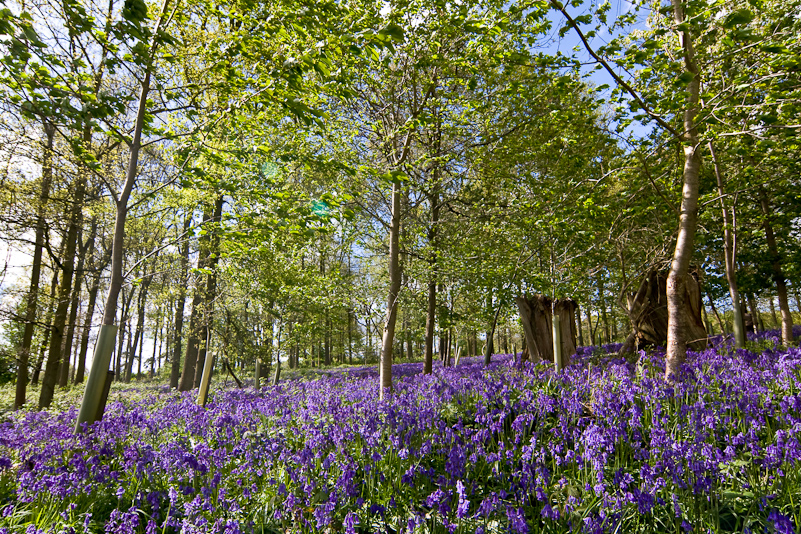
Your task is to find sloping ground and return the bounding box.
[0,330,800,533]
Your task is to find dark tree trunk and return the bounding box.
[759,190,794,345]
[60,221,95,387]
[423,205,439,374]
[75,233,109,384]
[39,172,87,408]
[623,270,707,352]
[32,269,60,385]
[115,287,135,380]
[515,295,577,364]
[706,292,726,336]
[170,214,192,388]
[15,122,55,409]
[598,272,610,344]
[709,141,745,347]
[193,196,223,388]
[125,276,150,382]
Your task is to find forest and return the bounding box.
[0,0,799,531]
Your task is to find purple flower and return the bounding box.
[767,510,795,534]
[344,512,359,534]
[456,480,469,518]
[507,506,528,534]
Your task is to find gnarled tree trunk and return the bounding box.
[515,295,577,365]
[621,270,707,353]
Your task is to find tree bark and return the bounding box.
[706,292,726,336]
[170,214,191,388]
[423,183,439,375]
[484,291,502,366]
[598,272,610,344]
[125,273,151,382]
[39,170,87,408]
[193,195,223,387]
[75,0,174,430]
[59,223,90,387]
[15,122,55,409]
[516,295,577,364]
[379,181,402,399]
[746,292,760,334]
[32,269,59,385]
[759,189,794,345]
[665,0,703,381]
[75,242,110,384]
[708,141,745,347]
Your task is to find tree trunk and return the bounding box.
[379,181,402,399]
[515,295,577,364]
[59,223,90,387]
[193,196,224,388]
[625,270,707,351]
[759,189,794,345]
[423,184,439,375]
[484,291,502,366]
[39,171,87,408]
[170,214,191,388]
[32,269,59,385]
[706,292,726,336]
[151,310,161,377]
[598,272,610,344]
[126,275,150,382]
[665,0,703,381]
[15,122,55,409]
[708,141,745,347]
[75,0,172,430]
[746,292,760,334]
[115,288,135,380]
[586,301,595,347]
[75,242,109,384]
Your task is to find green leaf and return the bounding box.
[378,23,404,42]
[723,9,753,29]
[673,71,695,87]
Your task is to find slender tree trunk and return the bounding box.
[423,184,439,375]
[484,291,502,366]
[115,288,135,380]
[126,277,149,382]
[75,244,109,384]
[32,269,59,385]
[665,0,702,380]
[379,182,402,399]
[598,272,610,344]
[75,0,172,430]
[347,308,353,364]
[709,141,745,347]
[60,223,94,387]
[15,122,55,409]
[152,310,161,377]
[180,292,203,391]
[706,292,726,336]
[586,302,595,346]
[759,190,794,345]
[171,214,191,388]
[577,308,585,346]
[193,195,223,387]
[746,292,760,334]
[39,171,87,408]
